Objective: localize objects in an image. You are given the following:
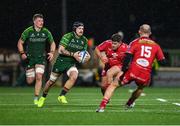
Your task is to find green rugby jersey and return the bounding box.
[58,32,88,63]
[21,26,54,57]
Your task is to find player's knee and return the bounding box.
[101,84,109,89]
[69,74,78,82]
[36,74,43,82]
[26,77,35,84]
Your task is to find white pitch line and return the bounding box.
[172,103,180,106]
[156,98,167,102]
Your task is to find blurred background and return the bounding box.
[0,0,180,87]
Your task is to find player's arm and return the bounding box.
[156,46,166,66]
[58,45,80,62]
[45,30,56,61]
[121,53,133,72]
[58,45,76,57]
[17,31,28,60]
[94,47,108,64]
[47,42,56,61]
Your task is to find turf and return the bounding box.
[0,86,180,125]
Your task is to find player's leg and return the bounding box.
[100,76,108,96]
[26,68,35,84]
[96,77,120,112]
[100,68,109,96]
[125,85,145,109]
[33,64,45,104]
[37,72,60,107]
[58,66,78,103]
[125,70,150,109]
[106,66,121,85]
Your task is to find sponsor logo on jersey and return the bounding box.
[30,33,35,38]
[81,41,84,45]
[42,33,46,37]
[29,38,46,42]
[71,39,75,43]
[136,58,149,67]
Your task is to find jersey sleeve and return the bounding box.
[20,29,29,43]
[46,30,54,43]
[60,33,71,48]
[97,41,109,51]
[156,45,165,61]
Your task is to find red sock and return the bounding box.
[126,98,134,106]
[100,98,109,108]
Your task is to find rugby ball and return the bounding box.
[79,50,88,63]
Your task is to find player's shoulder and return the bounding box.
[23,26,33,33]
[63,32,73,38]
[42,27,51,32]
[129,38,139,47]
[102,40,112,45]
[81,35,88,42]
[122,42,128,47]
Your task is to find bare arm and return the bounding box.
[58,45,81,62]
[94,47,108,64]
[58,45,75,56]
[47,41,56,61]
[17,38,27,60]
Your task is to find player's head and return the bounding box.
[33,14,44,29]
[138,24,152,37]
[73,21,84,37]
[111,33,122,50]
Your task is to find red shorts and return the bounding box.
[101,64,122,77]
[121,65,151,86]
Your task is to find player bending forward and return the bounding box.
[96,24,166,112]
[95,33,127,97]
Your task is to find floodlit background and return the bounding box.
[0,0,180,87]
[0,0,180,125]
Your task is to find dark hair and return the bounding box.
[33,14,43,21]
[111,33,122,42]
[72,21,84,31]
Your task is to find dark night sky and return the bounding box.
[0,0,180,49]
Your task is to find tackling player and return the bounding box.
[96,24,166,112]
[95,33,128,96]
[37,21,91,107]
[17,14,56,105]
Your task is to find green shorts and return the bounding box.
[26,55,46,69]
[52,58,75,74]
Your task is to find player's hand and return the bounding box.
[47,52,54,61]
[100,56,108,64]
[73,51,81,62]
[116,71,124,79]
[21,53,27,60]
[84,51,91,63]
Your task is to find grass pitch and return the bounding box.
[0,86,180,125]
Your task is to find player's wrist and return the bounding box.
[19,51,25,56]
[70,52,74,57]
[50,50,55,54]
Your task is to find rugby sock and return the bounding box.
[99,98,109,109]
[126,98,134,106]
[42,93,48,98]
[34,95,38,100]
[60,87,69,96]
